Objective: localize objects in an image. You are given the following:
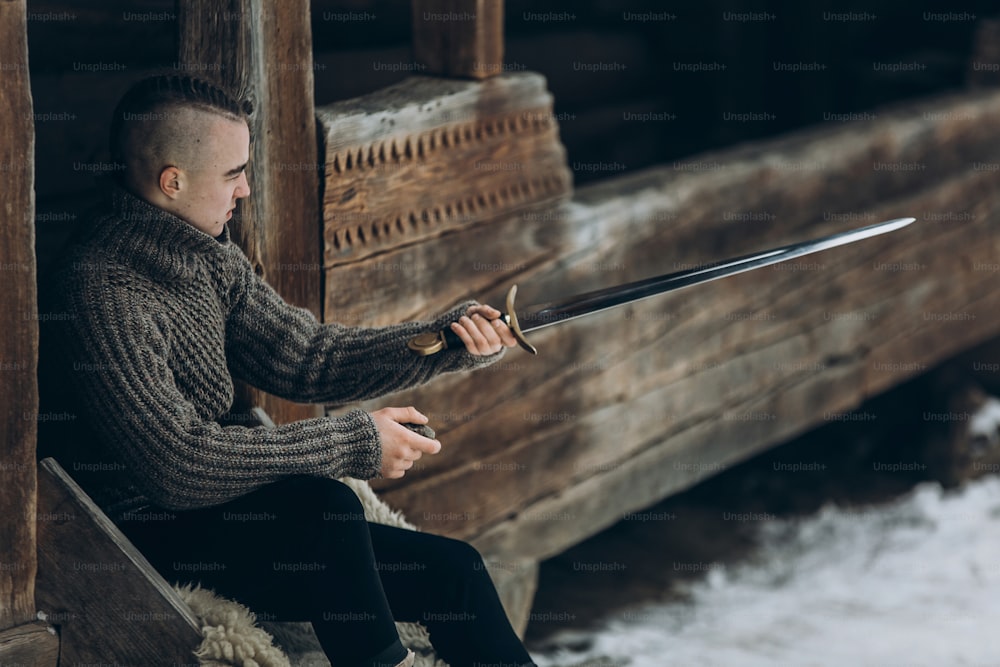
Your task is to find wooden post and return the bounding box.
[0,0,39,633]
[178,0,323,425]
[0,3,58,662]
[413,0,505,79]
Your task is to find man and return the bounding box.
[43,74,537,667]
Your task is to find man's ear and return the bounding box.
[158,166,184,199]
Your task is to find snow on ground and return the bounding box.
[531,475,1000,667]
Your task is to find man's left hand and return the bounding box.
[449,304,518,356]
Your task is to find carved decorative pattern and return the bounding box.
[321,108,572,266]
[330,113,553,173]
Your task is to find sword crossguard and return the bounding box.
[406,285,538,356]
[504,285,538,355]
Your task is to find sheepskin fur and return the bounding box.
[173,478,449,667]
[176,583,291,667]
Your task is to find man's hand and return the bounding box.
[371,406,441,479]
[449,304,519,356]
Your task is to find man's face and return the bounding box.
[171,116,251,237]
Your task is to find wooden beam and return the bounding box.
[34,458,202,663]
[0,623,58,666]
[178,0,324,425]
[0,0,39,633]
[412,0,504,79]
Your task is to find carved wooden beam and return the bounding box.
[412,0,504,79]
[0,0,40,635]
[178,0,323,424]
[316,72,572,321]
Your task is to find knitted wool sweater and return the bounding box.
[43,187,500,520]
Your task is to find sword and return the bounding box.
[407,216,916,356]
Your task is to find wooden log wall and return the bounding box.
[317,84,1000,568]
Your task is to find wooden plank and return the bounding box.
[0,622,58,667]
[317,86,1000,562]
[34,458,202,664]
[178,0,324,426]
[0,0,39,633]
[412,0,504,79]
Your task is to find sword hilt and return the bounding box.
[402,422,436,439]
[407,285,537,356]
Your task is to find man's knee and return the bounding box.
[283,476,367,522]
[437,537,489,578]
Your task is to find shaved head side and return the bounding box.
[110,75,252,191]
[122,106,226,185]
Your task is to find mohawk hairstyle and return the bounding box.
[109,74,253,164]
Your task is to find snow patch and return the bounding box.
[532,476,1000,667]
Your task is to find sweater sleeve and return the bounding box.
[58,273,384,511]
[224,252,504,404]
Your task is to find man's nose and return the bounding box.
[236,171,251,198]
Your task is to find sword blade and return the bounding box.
[518,216,915,333]
[406,216,915,356]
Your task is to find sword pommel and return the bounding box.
[407,332,448,356]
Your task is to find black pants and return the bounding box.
[119,476,535,667]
